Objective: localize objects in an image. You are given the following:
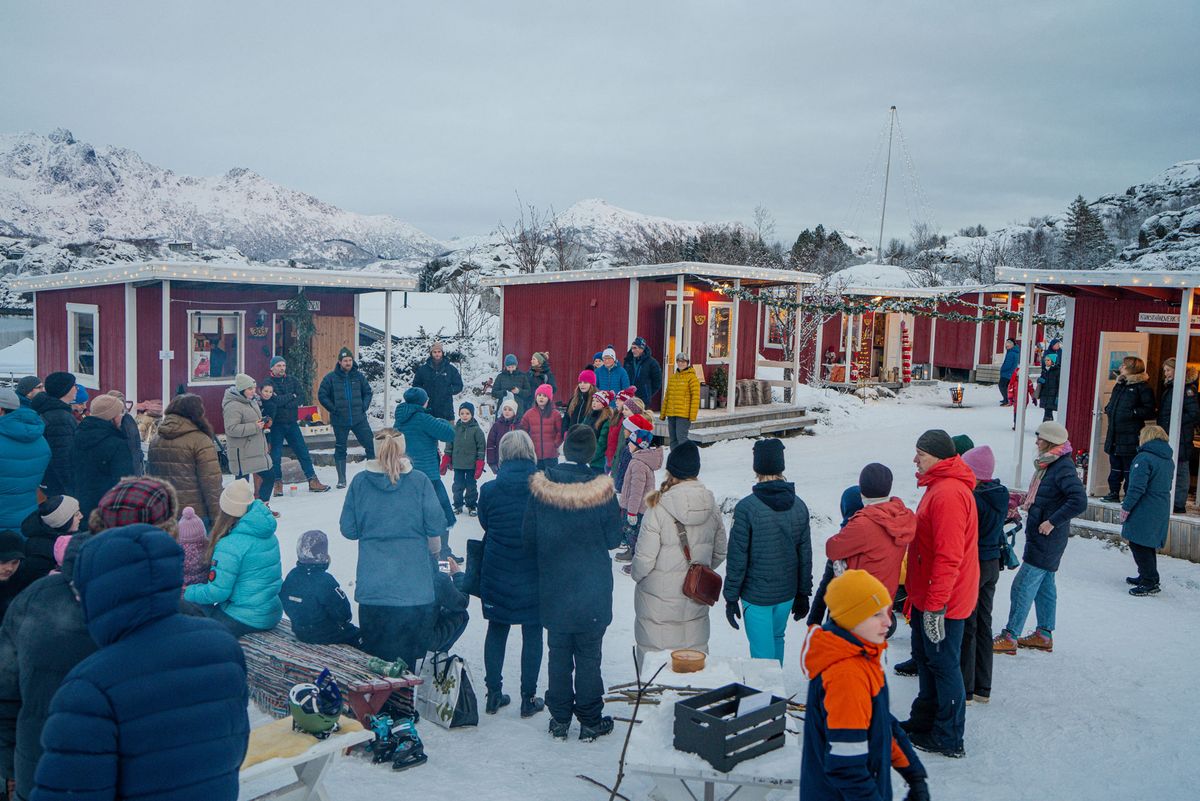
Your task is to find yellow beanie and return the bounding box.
[825,569,892,630]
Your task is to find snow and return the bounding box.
[252,382,1200,800]
[0,336,35,375]
[827,261,929,291]
[357,292,462,339]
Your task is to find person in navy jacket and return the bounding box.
[279,529,360,645]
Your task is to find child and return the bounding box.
[18,495,82,584]
[960,446,1007,703]
[449,401,486,516]
[519,384,563,470]
[486,398,521,473]
[616,428,662,574]
[613,411,652,494]
[807,485,864,626]
[1008,370,1035,430]
[801,570,929,801]
[280,529,361,646]
[257,382,276,434]
[824,464,916,602]
[605,390,642,469]
[564,370,597,429]
[177,506,211,588]
[586,391,616,473]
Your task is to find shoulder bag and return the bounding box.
[674,518,722,606]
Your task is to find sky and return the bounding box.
[2,1,1197,246]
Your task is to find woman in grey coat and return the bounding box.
[222,374,274,506]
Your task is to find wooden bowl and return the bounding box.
[671,649,706,673]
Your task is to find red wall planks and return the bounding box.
[136,285,163,402]
[35,285,126,397]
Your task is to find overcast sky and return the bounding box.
[2,1,1197,245]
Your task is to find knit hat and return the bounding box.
[500,397,519,416]
[338,347,354,361]
[578,369,597,386]
[504,353,518,367]
[40,495,80,531]
[403,386,428,406]
[88,394,125,422]
[297,530,331,565]
[563,424,597,464]
[602,347,617,360]
[177,507,208,545]
[593,351,604,361]
[92,477,178,531]
[53,535,71,566]
[952,434,975,456]
[630,428,653,449]
[632,336,648,349]
[532,352,548,366]
[623,413,653,433]
[73,385,89,405]
[269,355,286,368]
[15,375,42,396]
[219,479,255,517]
[962,446,996,482]
[825,569,892,630]
[459,401,475,417]
[44,371,76,399]
[0,387,18,411]
[233,373,257,393]
[1036,421,1069,445]
[0,530,22,562]
[858,463,893,500]
[915,429,956,460]
[753,438,786,476]
[623,395,646,415]
[594,389,616,407]
[839,485,864,526]
[666,440,701,479]
[675,352,690,364]
[535,383,554,399]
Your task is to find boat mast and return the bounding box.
[877,105,896,260]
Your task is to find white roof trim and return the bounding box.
[834,282,1033,299]
[996,266,1200,289]
[481,262,819,287]
[8,262,418,293]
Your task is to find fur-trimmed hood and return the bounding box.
[1120,371,1150,385]
[529,469,615,510]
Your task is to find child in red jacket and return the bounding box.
[520,384,563,470]
[825,464,917,602]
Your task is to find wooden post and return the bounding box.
[160,280,171,404]
[792,283,803,403]
[971,291,983,374]
[124,283,138,407]
[728,278,740,413]
[812,302,824,384]
[1013,283,1035,487]
[383,289,393,418]
[627,278,639,350]
[1167,287,1195,513]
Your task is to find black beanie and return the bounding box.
[858,463,893,499]
[666,441,701,480]
[44,371,76,400]
[563,424,597,464]
[753,438,786,476]
[916,429,957,460]
[0,529,23,562]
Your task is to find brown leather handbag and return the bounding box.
[675,518,722,606]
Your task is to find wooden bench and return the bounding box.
[240,716,374,801]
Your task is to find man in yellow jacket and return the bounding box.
[660,353,700,447]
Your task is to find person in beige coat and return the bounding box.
[147,393,224,523]
[222,375,275,507]
[631,441,727,666]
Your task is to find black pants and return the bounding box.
[1107,453,1131,496]
[452,468,478,509]
[236,471,275,503]
[431,609,469,654]
[359,603,436,669]
[546,627,605,726]
[485,621,544,699]
[960,559,1000,698]
[1129,542,1160,586]
[1174,443,1192,510]
[334,420,375,462]
[999,378,1011,403]
[909,610,966,752]
[806,560,836,626]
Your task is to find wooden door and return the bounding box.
[311,316,357,403]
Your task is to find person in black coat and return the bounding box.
[478,430,543,717]
[36,372,80,498]
[266,357,329,494]
[279,530,359,646]
[103,391,144,476]
[522,425,622,741]
[0,534,98,801]
[1102,357,1156,501]
[0,531,27,625]
[413,342,464,421]
[1156,357,1199,512]
[70,395,136,520]
[1036,356,1060,422]
[623,337,663,409]
[318,347,375,487]
[16,496,83,590]
[429,559,470,655]
[491,354,534,418]
[959,446,1007,703]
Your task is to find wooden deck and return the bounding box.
[1071,498,1200,563]
[651,403,816,444]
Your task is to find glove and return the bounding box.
[923,608,946,645]
[1119,509,1129,522]
[439,454,452,476]
[474,460,484,480]
[903,777,931,801]
[626,513,639,527]
[791,594,810,622]
[725,600,741,631]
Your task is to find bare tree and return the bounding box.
[752,205,776,244]
[546,207,585,271]
[758,281,839,400]
[497,195,549,273]
[447,268,491,342]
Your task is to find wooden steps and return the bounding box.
[1071,498,1200,563]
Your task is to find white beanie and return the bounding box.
[500,397,519,416]
[219,479,255,517]
[602,347,617,360]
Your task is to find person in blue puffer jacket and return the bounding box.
[0,388,51,531]
[394,387,457,554]
[31,524,249,801]
[183,479,283,637]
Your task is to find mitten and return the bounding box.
[626,512,638,527]
[903,777,931,801]
[923,608,946,645]
[725,600,741,630]
[474,460,484,480]
[791,594,810,622]
[439,454,452,476]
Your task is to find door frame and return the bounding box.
[1088,331,1150,496]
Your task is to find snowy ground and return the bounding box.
[252,383,1200,800]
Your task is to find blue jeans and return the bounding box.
[333,420,375,462]
[742,600,791,664]
[271,421,316,481]
[1004,562,1057,636]
[909,610,966,751]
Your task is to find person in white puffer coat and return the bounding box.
[631,441,727,666]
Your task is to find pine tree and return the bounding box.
[1060,195,1113,270]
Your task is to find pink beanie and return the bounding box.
[535,383,554,399]
[53,535,72,566]
[177,507,209,545]
[962,446,995,482]
[578,369,597,386]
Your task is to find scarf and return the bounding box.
[1023,441,1073,511]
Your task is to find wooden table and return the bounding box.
[239,717,374,801]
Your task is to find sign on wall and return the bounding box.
[1137,312,1200,326]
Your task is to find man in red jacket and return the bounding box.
[902,429,979,759]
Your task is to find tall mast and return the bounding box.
[877,105,896,261]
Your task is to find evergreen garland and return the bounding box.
[282,290,318,404]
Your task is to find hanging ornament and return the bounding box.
[901,319,912,384]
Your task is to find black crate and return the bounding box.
[672,683,787,773]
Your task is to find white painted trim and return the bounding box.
[1012,284,1035,487]
[754,294,763,352]
[383,290,393,417]
[627,278,639,348]
[30,292,38,377]
[65,302,100,389]
[996,266,1196,288]
[812,306,824,382]
[124,284,138,405]
[792,284,803,402]
[1056,296,1075,423]
[705,301,734,365]
[185,309,246,388]
[674,275,685,365]
[161,281,172,404]
[9,262,417,292]
[928,315,938,377]
[496,287,505,368]
[1167,288,1195,511]
[728,279,740,414]
[482,262,820,288]
[971,292,983,366]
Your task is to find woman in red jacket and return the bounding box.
[520,384,563,470]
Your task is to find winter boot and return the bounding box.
[893,658,918,677]
[909,730,966,759]
[1017,630,1053,651]
[308,476,331,493]
[468,507,478,517]
[1129,583,1161,596]
[992,632,1018,655]
[1126,576,1142,586]
[548,718,570,741]
[336,459,347,489]
[453,505,464,515]
[264,503,280,519]
[1101,492,1121,503]
[273,480,284,497]
[520,696,546,718]
[578,716,614,742]
[485,691,511,715]
[613,546,633,563]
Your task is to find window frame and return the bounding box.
[706,301,734,364]
[65,302,100,389]
[187,309,245,387]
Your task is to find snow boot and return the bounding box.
[893,658,918,677]
[992,632,1018,655]
[1100,492,1121,503]
[613,546,633,563]
[909,730,966,759]
[1017,631,1053,651]
[548,718,570,741]
[578,716,614,742]
[468,507,478,517]
[308,476,331,493]
[1126,576,1142,586]
[1129,583,1161,596]
[335,459,347,489]
[273,480,284,497]
[453,505,464,515]
[520,696,546,718]
[485,691,511,715]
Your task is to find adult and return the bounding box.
[87,476,179,537]
[903,429,978,759]
[523,425,623,741]
[723,438,812,664]
[478,430,545,718]
[32,524,249,801]
[660,353,700,448]
[623,336,663,409]
[0,531,25,624]
[1155,357,1197,513]
[37,371,79,497]
[0,388,50,531]
[14,376,42,409]
[17,496,81,588]
[318,347,375,489]
[631,441,727,665]
[563,370,597,429]
[998,338,1019,405]
[1047,338,1063,365]
[183,480,283,637]
[265,356,330,495]
[527,352,556,401]
[993,421,1087,653]
[1102,356,1155,502]
[71,393,135,519]
[594,347,630,394]
[824,464,916,601]
[492,354,533,418]
[1036,354,1060,422]
[413,341,464,421]
[340,428,447,668]
[393,387,457,546]
[0,534,97,801]
[147,393,224,524]
[960,446,1007,704]
[1122,425,1173,596]
[222,374,274,507]
[104,390,144,476]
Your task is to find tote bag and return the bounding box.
[416,652,479,729]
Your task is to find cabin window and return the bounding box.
[764,307,789,349]
[189,311,244,384]
[707,302,733,363]
[66,303,99,388]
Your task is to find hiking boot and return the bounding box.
[974,693,991,704]
[893,658,918,677]
[548,718,570,741]
[898,718,929,735]
[453,505,464,515]
[1129,583,1161,597]
[579,717,614,742]
[613,546,633,563]
[485,691,510,715]
[273,480,284,497]
[620,564,632,576]
[1100,493,1121,503]
[1017,631,1053,651]
[908,731,965,759]
[308,476,330,493]
[1126,576,1142,586]
[992,632,1018,655]
[520,696,546,718]
[264,504,281,519]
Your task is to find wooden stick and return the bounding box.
[577,775,631,801]
[609,648,666,801]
